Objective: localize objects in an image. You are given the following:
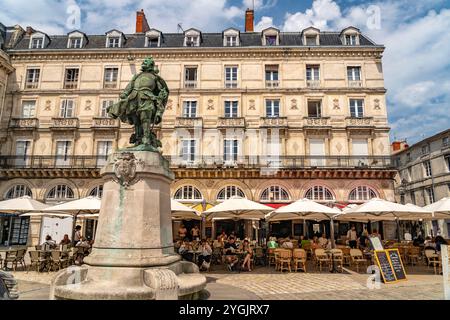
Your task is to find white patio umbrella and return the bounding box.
[0,196,49,213]
[21,212,73,218]
[77,213,100,219]
[424,197,450,219]
[203,196,273,221]
[171,199,202,221]
[265,198,341,222]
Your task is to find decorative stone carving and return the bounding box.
[207,99,214,110]
[378,142,385,153]
[81,142,88,153]
[333,99,340,110]
[44,100,52,111]
[85,100,92,111]
[113,152,139,188]
[290,99,298,110]
[249,99,256,110]
[374,99,381,110]
[166,99,173,110]
[335,142,343,153]
[39,142,46,153]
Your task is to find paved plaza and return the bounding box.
[10,266,445,300]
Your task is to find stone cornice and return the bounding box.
[8,46,385,62]
[0,50,14,74]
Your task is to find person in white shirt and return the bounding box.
[347,226,358,248]
[197,239,212,271]
[318,233,328,248]
[73,225,82,246]
[281,237,294,249]
[41,235,57,250]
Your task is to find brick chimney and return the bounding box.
[245,8,254,32]
[136,9,150,33]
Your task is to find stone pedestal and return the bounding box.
[50,151,206,300]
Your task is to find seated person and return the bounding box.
[224,237,239,271]
[178,240,194,262]
[413,232,425,247]
[240,239,253,271]
[311,236,320,250]
[435,236,448,252]
[318,233,328,248]
[281,237,294,249]
[267,237,279,249]
[423,236,435,249]
[178,224,188,241]
[217,231,228,243]
[42,235,57,250]
[59,234,71,246]
[197,239,212,271]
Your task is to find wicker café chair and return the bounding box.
[3,251,18,271]
[28,251,47,272]
[267,248,276,267]
[14,249,27,271]
[50,251,68,271]
[407,246,421,266]
[424,249,441,274]
[350,249,367,272]
[274,248,283,271]
[292,249,307,273]
[279,249,292,273]
[330,249,344,273]
[340,247,352,266]
[314,249,330,272]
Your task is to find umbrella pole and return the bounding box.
[330,218,336,249]
[71,211,80,244]
[396,218,401,242]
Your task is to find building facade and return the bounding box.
[393,129,450,238]
[0,11,396,245]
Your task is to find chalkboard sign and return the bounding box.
[387,249,407,281]
[374,250,396,283]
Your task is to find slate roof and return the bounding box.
[8,30,380,51]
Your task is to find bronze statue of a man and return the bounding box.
[107,57,169,151]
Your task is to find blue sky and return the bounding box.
[1,0,450,144]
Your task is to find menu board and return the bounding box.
[374,250,396,283]
[387,249,407,281]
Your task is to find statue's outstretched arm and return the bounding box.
[120,74,138,99]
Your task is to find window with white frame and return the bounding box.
[181,140,196,163]
[225,66,238,88]
[266,99,280,118]
[185,36,199,47]
[55,141,72,166]
[265,35,277,46]
[445,155,450,172]
[182,101,197,118]
[423,160,432,177]
[64,68,79,89]
[260,186,290,202]
[305,36,317,46]
[68,37,82,49]
[217,186,245,201]
[347,67,361,81]
[15,140,31,166]
[100,100,114,117]
[225,35,238,46]
[21,100,36,118]
[443,137,449,147]
[107,37,121,48]
[345,34,357,45]
[307,100,322,118]
[265,65,279,87]
[89,185,103,198]
[25,68,40,89]
[305,186,334,202]
[349,186,377,202]
[30,36,44,49]
[46,185,74,200]
[174,186,203,201]
[306,65,320,87]
[425,187,435,204]
[5,185,32,199]
[184,67,197,88]
[224,139,238,162]
[349,99,364,118]
[60,99,74,118]
[97,141,113,166]
[104,67,118,88]
[224,101,238,118]
[421,145,430,155]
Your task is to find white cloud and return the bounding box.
[283,0,341,31]
[242,0,277,10]
[255,16,275,31]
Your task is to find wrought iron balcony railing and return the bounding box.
[0,155,394,170]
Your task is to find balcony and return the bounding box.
[303,117,330,127]
[184,80,197,89]
[348,80,362,88]
[25,82,38,89]
[175,117,203,129]
[265,80,279,88]
[10,118,39,130]
[217,117,246,129]
[50,118,79,130]
[91,117,119,129]
[103,81,118,89]
[0,155,395,172]
[345,117,374,128]
[225,81,238,89]
[306,80,320,88]
[260,117,288,128]
[63,81,78,89]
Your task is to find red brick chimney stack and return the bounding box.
[245,8,254,32]
[136,9,150,33]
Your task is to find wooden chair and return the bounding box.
[253,247,265,266]
[29,251,47,272]
[14,249,26,271]
[267,248,276,267]
[407,247,421,266]
[340,247,352,266]
[274,248,283,270]
[279,249,292,272]
[424,249,441,274]
[3,251,18,271]
[350,249,367,272]
[292,249,307,272]
[50,251,68,271]
[314,249,330,272]
[330,249,344,273]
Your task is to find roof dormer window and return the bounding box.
[67,31,87,49]
[68,37,82,49]
[223,28,240,47]
[340,27,360,46]
[105,30,125,48]
[261,27,280,46]
[145,29,162,48]
[184,29,201,47]
[301,27,320,46]
[29,32,47,49]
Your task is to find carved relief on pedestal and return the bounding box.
[113,153,144,188]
